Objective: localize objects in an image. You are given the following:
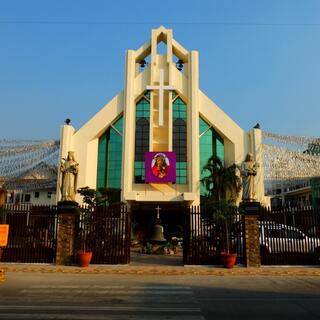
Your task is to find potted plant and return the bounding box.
[76,186,122,267]
[201,155,242,268]
[208,200,239,268]
[76,207,92,267]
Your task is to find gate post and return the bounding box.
[56,201,78,265]
[183,206,191,265]
[241,202,261,267]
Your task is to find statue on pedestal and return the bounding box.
[241,153,259,202]
[60,151,79,202]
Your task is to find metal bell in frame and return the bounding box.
[150,222,166,243]
[150,207,166,243]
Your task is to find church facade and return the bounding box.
[57,26,265,207]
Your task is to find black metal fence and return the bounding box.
[183,206,244,265]
[259,206,320,265]
[4,201,319,266]
[74,205,131,264]
[0,204,57,263]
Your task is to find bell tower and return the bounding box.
[122,26,200,204]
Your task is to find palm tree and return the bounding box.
[200,155,242,255]
[201,155,242,203]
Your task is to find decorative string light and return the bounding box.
[0,139,48,147]
[0,141,59,157]
[0,140,59,191]
[1,132,319,191]
[263,132,320,148]
[262,132,320,181]
[0,140,59,177]
[263,144,320,180]
[4,178,58,192]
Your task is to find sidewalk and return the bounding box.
[1,253,320,277]
[1,263,320,277]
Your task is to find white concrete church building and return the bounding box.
[57,26,265,208]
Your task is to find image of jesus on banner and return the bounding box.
[151,153,170,179]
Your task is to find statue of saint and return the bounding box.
[241,153,259,202]
[60,151,79,202]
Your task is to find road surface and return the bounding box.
[0,272,320,319]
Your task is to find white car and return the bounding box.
[260,221,320,257]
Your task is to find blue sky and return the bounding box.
[0,0,319,140]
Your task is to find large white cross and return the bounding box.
[147,69,174,127]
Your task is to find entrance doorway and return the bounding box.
[130,202,185,266]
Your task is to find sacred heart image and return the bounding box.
[145,152,176,183]
[151,153,170,178]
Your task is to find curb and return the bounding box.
[0,269,5,283]
[1,265,320,276]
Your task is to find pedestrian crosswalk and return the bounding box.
[0,284,205,319]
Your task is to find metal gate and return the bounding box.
[0,204,57,263]
[75,205,131,264]
[259,206,320,265]
[183,206,244,265]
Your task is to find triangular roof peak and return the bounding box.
[154,25,170,35]
[152,25,172,42]
[135,26,189,63]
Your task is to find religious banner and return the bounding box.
[0,225,9,247]
[145,152,176,183]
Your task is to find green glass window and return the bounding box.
[135,93,150,183]
[97,134,107,189]
[173,96,187,184]
[199,117,224,196]
[96,116,123,191]
[216,135,224,163]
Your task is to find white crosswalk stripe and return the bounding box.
[21,289,195,295]
[131,286,193,290]
[0,314,204,320]
[0,285,205,320]
[30,285,126,289]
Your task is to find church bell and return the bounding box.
[150,211,166,243]
[150,222,167,243]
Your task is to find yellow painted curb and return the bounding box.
[0,269,6,283]
[1,265,320,277]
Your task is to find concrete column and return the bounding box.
[188,51,200,205]
[56,203,78,265]
[122,50,136,202]
[242,202,261,267]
